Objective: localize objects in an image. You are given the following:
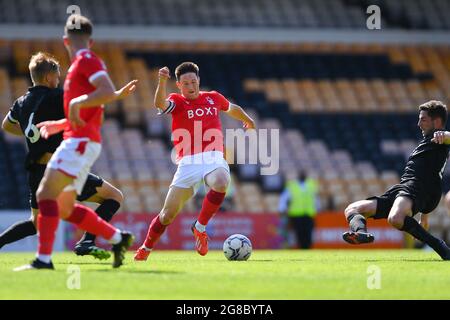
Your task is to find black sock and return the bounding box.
[78,199,121,243]
[401,216,448,258]
[0,220,37,249]
[347,213,367,233]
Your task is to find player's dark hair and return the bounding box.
[65,14,93,38]
[419,100,447,126]
[175,62,199,81]
[28,52,60,84]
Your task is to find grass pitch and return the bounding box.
[0,250,449,300]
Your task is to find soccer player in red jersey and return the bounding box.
[14,15,138,271]
[134,62,256,261]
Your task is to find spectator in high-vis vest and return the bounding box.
[278,171,320,249]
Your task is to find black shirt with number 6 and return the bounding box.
[8,86,64,169]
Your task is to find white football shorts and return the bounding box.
[47,137,102,195]
[170,151,230,194]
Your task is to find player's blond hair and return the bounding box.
[28,52,60,84]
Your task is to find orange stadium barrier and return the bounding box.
[66,212,283,250]
[65,212,404,250]
[312,212,404,249]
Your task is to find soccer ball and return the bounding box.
[223,234,252,261]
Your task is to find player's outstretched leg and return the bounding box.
[65,203,134,268]
[400,216,450,260]
[191,168,228,256]
[135,186,192,261]
[0,219,36,250]
[134,215,167,261]
[75,200,121,259]
[342,200,376,245]
[74,199,117,259]
[388,197,450,260]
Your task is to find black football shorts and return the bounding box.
[28,164,103,209]
[367,181,441,219]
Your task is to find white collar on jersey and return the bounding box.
[75,48,91,57]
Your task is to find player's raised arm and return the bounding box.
[225,103,256,130]
[431,131,450,144]
[69,76,138,127]
[70,77,138,110]
[154,66,172,113]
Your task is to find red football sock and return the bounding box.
[65,204,117,240]
[197,190,226,226]
[37,200,60,256]
[144,215,167,249]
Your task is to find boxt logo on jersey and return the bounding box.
[187,106,219,119]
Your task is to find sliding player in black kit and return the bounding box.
[342,100,450,260]
[0,52,122,260]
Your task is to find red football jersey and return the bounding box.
[163,91,230,161]
[63,49,107,143]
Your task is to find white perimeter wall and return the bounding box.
[0,25,449,44]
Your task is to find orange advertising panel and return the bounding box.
[66,211,404,249]
[313,212,404,248]
[67,212,284,250]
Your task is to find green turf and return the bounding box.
[0,250,449,299]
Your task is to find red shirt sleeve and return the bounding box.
[211,91,230,111]
[79,54,107,84]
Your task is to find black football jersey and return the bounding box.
[401,133,449,192]
[8,86,64,169]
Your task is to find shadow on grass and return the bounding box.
[208,259,275,262]
[96,269,185,275]
[57,261,112,265]
[362,259,440,262]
